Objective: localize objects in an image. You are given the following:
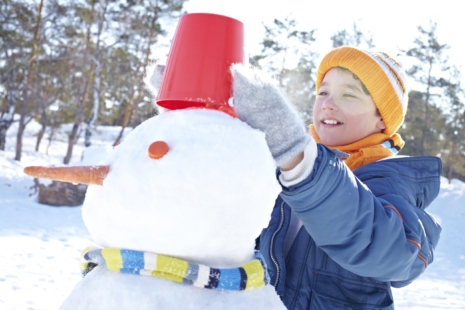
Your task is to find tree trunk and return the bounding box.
[14,0,44,161]
[448,164,454,184]
[35,109,47,152]
[0,68,16,151]
[64,0,97,161]
[113,92,135,146]
[84,1,106,147]
[446,115,459,184]
[14,120,25,160]
[63,120,81,164]
[419,60,433,157]
[446,142,456,184]
[0,120,11,151]
[129,6,160,128]
[46,125,56,155]
[84,55,101,147]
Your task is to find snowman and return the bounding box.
[24,65,287,309]
[24,12,295,309]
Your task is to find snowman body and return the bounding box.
[61,267,284,309]
[60,109,285,309]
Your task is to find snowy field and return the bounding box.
[0,119,464,310]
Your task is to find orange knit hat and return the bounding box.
[316,46,408,136]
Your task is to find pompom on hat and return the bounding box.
[316,46,409,136]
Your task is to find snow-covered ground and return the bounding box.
[0,119,464,310]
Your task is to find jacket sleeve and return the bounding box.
[279,144,442,283]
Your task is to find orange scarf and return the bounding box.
[309,125,405,171]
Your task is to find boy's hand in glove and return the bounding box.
[144,63,166,96]
[231,64,312,167]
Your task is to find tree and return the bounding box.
[14,0,45,161]
[281,55,317,124]
[330,21,375,49]
[0,0,36,151]
[250,16,318,124]
[0,67,16,150]
[110,0,186,145]
[56,0,186,163]
[438,67,465,183]
[83,0,109,148]
[399,90,445,156]
[60,0,98,164]
[402,21,449,156]
[0,0,189,162]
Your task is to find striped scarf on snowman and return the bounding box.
[80,247,270,291]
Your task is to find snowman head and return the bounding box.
[25,109,281,268]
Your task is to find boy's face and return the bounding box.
[313,68,385,146]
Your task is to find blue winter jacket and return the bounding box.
[259,144,442,310]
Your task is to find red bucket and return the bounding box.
[156,13,245,115]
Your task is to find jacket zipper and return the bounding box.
[270,201,285,288]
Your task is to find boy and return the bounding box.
[232,46,442,309]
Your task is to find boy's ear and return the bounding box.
[377,118,386,131]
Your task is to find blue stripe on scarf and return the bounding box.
[217,268,241,290]
[381,140,399,155]
[81,248,270,291]
[120,249,145,275]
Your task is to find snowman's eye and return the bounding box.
[148,141,169,160]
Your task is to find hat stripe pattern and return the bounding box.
[80,247,270,291]
[378,52,408,93]
[366,51,408,114]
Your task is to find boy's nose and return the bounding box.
[322,96,338,111]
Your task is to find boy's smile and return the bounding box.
[313,68,385,146]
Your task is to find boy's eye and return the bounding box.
[318,91,328,96]
[343,93,356,98]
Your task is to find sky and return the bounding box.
[1,118,464,309]
[179,0,465,82]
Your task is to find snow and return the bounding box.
[1,116,464,309]
[393,178,465,309]
[59,267,285,310]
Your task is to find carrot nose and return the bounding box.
[23,165,110,185]
[148,141,169,159]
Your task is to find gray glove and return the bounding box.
[144,63,165,96]
[231,64,311,166]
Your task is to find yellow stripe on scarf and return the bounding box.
[101,248,123,272]
[79,246,94,272]
[153,255,189,283]
[242,259,266,289]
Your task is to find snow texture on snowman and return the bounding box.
[24,66,286,309]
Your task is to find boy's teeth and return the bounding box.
[324,120,339,124]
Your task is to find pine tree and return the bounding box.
[399,89,446,157]
[438,67,465,182]
[11,0,45,161]
[250,16,318,124]
[110,0,186,146]
[330,21,375,49]
[402,21,449,156]
[0,0,37,152]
